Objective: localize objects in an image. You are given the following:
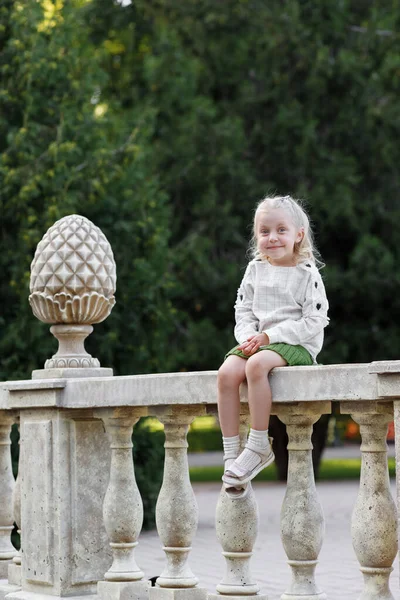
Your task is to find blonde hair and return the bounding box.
[250,195,322,265]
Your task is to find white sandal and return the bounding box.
[222,456,249,499]
[222,444,275,486]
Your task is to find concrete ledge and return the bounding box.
[2,363,386,410]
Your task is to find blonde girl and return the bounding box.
[218,195,329,496]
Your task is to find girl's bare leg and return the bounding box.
[245,350,287,430]
[217,355,247,437]
[222,350,287,484]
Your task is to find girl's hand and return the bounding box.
[238,332,270,356]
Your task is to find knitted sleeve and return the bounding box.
[234,262,259,344]
[265,266,329,345]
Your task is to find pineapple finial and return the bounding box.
[29,215,116,372]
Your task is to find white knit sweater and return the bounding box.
[234,259,329,362]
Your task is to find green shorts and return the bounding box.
[225,342,313,366]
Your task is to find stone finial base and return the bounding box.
[44,324,100,370]
[98,579,150,600]
[32,367,113,379]
[150,588,207,600]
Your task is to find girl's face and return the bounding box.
[256,208,304,266]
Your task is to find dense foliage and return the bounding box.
[2,1,400,379]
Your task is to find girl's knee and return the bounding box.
[218,362,244,389]
[245,354,273,379]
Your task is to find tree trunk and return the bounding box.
[269,414,330,481]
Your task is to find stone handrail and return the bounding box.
[0,363,399,600]
[0,215,398,600]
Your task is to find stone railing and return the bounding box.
[0,215,398,600]
[1,364,400,600]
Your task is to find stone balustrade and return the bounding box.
[0,362,399,600]
[1,215,399,600]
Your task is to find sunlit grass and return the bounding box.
[143,415,219,433]
[189,458,396,483]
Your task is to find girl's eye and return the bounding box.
[260,229,269,234]
[279,228,286,233]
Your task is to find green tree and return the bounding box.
[85,0,400,369]
[0,0,176,380]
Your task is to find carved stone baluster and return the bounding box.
[151,406,207,600]
[0,412,17,579]
[97,408,150,600]
[342,402,398,600]
[8,419,21,588]
[276,402,330,600]
[210,410,267,600]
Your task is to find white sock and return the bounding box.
[226,429,272,476]
[248,428,270,451]
[222,435,240,468]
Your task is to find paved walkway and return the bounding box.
[188,443,396,467]
[137,480,399,600]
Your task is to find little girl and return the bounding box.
[218,195,329,495]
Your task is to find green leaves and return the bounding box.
[2,0,400,379]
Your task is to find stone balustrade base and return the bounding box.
[208,594,268,600]
[149,587,207,600]
[98,580,150,600]
[5,592,99,600]
[281,594,326,600]
[0,562,14,580]
[0,581,20,600]
[7,565,21,587]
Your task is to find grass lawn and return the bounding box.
[189,458,396,482]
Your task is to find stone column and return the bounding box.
[97,408,150,600]
[150,406,207,600]
[0,412,17,579]
[4,407,112,600]
[276,402,330,600]
[8,419,21,588]
[210,410,267,600]
[342,402,398,600]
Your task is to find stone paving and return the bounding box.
[187,443,396,467]
[137,480,399,600]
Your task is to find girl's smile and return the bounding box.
[256,208,304,266]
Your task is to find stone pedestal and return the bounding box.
[15,407,111,599]
[0,580,20,600]
[152,588,207,600]
[98,579,150,600]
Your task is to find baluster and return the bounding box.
[97,408,150,600]
[151,406,207,600]
[343,402,398,600]
[210,411,267,600]
[0,412,17,580]
[8,419,21,588]
[276,402,330,600]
